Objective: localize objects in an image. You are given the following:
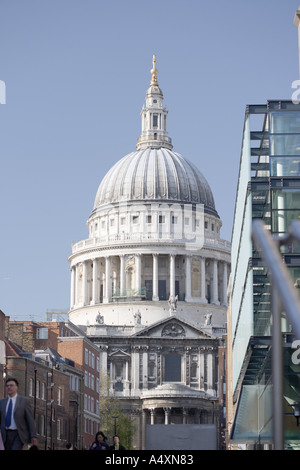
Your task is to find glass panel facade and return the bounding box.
[270,135,300,156]
[231,104,300,449]
[272,210,300,233]
[269,111,300,134]
[270,156,300,176]
[272,189,300,210]
[269,111,300,159]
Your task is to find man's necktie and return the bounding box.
[5,399,12,428]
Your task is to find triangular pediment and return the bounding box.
[108,348,131,358]
[132,315,216,340]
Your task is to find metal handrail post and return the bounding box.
[271,281,284,450]
[251,219,300,450]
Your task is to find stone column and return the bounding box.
[152,253,159,301]
[182,407,189,424]
[70,266,75,309]
[206,348,214,395]
[109,361,114,394]
[91,258,98,305]
[222,262,228,306]
[82,260,88,306]
[99,345,108,378]
[200,257,207,303]
[211,259,219,305]
[164,407,171,425]
[149,408,156,425]
[124,360,130,393]
[142,346,148,390]
[131,346,140,396]
[74,264,78,307]
[120,255,126,296]
[185,255,192,302]
[199,347,205,391]
[185,346,191,386]
[136,254,141,293]
[169,254,176,298]
[104,256,111,303]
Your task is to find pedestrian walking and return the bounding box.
[0,377,37,450]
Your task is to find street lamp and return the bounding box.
[112,416,119,435]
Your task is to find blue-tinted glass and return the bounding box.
[270,156,300,176]
[269,111,300,134]
[272,189,300,209]
[272,210,300,233]
[270,135,300,155]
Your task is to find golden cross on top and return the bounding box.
[150,54,158,85]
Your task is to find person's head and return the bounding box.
[113,435,120,444]
[96,431,105,443]
[5,378,19,397]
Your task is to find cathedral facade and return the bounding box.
[68,56,231,449]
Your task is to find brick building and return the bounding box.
[5,351,70,450]
[5,318,100,449]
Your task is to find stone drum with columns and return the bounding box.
[68,55,231,450]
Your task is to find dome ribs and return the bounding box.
[93,148,218,219]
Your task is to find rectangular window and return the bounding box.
[41,382,45,400]
[147,215,152,224]
[36,328,48,339]
[29,378,33,397]
[153,114,158,128]
[164,354,181,382]
[159,215,165,223]
[269,111,300,134]
[58,388,62,406]
[57,419,62,440]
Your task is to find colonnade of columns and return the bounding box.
[70,253,230,309]
[145,406,212,425]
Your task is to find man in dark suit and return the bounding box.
[0,377,37,450]
[110,435,126,450]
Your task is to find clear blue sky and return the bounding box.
[0,0,299,320]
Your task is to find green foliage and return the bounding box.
[98,369,136,449]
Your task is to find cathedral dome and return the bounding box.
[92,55,218,218]
[93,147,218,217]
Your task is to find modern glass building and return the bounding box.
[228,100,300,450]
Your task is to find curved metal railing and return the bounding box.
[252,219,300,450]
